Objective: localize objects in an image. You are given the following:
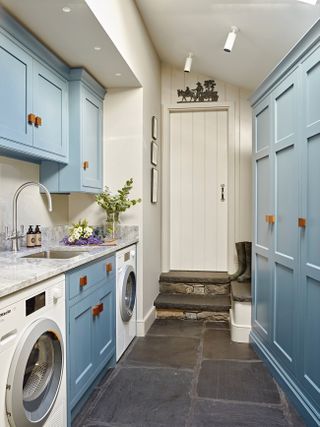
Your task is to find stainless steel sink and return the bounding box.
[22,250,87,259]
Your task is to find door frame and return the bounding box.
[161,102,235,273]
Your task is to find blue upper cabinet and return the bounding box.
[33,61,68,159]
[0,13,69,163]
[40,68,106,193]
[0,32,33,149]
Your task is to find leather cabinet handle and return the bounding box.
[35,116,42,127]
[265,215,275,224]
[298,218,307,228]
[106,263,113,273]
[83,161,89,170]
[28,113,36,125]
[79,275,88,287]
[92,303,104,316]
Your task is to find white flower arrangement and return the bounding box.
[67,219,93,243]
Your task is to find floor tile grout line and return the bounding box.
[194,395,285,408]
[185,320,206,427]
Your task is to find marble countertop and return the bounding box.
[0,237,138,299]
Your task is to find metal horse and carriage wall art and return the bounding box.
[177,80,219,103]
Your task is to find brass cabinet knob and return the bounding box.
[83,161,89,170]
[298,218,307,228]
[28,113,36,125]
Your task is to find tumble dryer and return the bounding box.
[0,274,66,427]
[116,244,137,361]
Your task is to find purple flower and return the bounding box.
[61,234,102,246]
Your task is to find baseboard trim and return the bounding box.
[251,331,320,427]
[136,306,156,337]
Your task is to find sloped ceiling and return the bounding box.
[136,0,320,90]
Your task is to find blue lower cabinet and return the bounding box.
[66,255,116,424]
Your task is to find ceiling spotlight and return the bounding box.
[184,53,193,73]
[297,0,317,4]
[62,6,71,13]
[115,73,122,77]
[224,26,239,53]
[94,46,101,51]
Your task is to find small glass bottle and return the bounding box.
[26,226,36,248]
[35,225,42,247]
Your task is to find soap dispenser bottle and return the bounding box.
[35,225,42,247]
[26,226,35,248]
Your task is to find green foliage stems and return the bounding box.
[96,178,141,214]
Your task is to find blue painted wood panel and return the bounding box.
[256,105,270,152]
[254,254,271,338]
[69,291,96,408]
[82,88,103,190]
[33,61,68,158]
[0,33,32,147]
[273,263,294,362]
[256,156,270,249]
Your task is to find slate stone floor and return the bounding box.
[73,320,306,427]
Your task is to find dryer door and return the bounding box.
[6,318,63,427]
[120,265,137,322]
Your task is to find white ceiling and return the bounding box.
[135,0,320,90]
[0,0,140,88]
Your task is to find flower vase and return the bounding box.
[106,212,120,240]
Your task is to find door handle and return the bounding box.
[92,303,104,316]
[35,116,42,127]
[28,113,36,125]
[220,184,225,201]
[106,263,113,273]
[79,275,88,287]
[83,161,89,170]
[298,218,306,228]
[265,215,275,224]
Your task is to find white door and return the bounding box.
[170,109,228,271]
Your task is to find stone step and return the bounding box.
[160,270,230,284]
[231,281,252,303]
[154,293,231,321]
[159,271,230,296]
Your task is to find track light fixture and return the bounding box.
[184,53,193,73]
[224,26,239,53]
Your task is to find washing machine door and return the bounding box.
[6,318,63,427]
[120,265,137,322]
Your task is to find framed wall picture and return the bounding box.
[152,115,158,140]
[151,168,158,203]
[151,142,158,166]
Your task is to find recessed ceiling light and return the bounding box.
[62,6,71,13]
[115,73,122,77]
[298,0,317,4]
[94,46,101,51]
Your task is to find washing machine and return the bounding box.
[0,274,66,427]
[116,244,137,361]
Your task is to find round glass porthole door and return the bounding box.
[120,265,137,322]
[6,319,63,427]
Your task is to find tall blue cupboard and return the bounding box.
[251,20,320,426]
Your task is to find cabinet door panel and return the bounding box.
[256,156,270,249]
[256,105,270,152]
[274,263,294,362]
[254,253,271,338]
[93,280,115,371]
[82,89,102,189]
[33,61,67,157]
[0,35,32,147]
[69,292,96,408]
[300,48,320,406]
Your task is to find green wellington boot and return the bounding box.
[238,241,252,282]
[229,242,246,281]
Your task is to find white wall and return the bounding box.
[82,0,161,334]
[0,156,69,234]
[161,64,252,273]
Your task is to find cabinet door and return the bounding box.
[69,291,96,408]
[271,70,300,375]
[93,278,115,372]
[81,88,103,190]
[299,48,320,407]
[33,61,68,158]
[252,95,273,344]
[0,34,33,147]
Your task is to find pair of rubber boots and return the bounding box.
[229,241,251,282]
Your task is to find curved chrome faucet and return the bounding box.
[6,182,53,251]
